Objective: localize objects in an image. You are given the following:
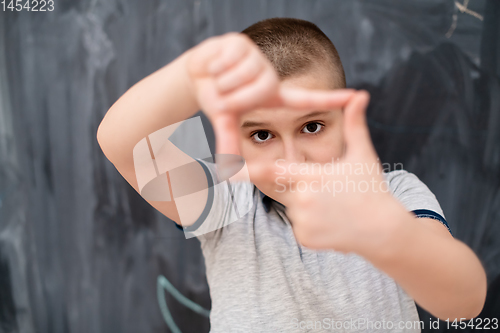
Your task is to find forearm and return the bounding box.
[362,208,487,321]
[97,49,199,165]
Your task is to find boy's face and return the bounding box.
[238,70,345,207]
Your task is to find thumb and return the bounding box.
[343,90,376,159]
[212,113,241,156]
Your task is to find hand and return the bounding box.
[186,32,356,155]
[257,91,410,253]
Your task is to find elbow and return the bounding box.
[464,273,488,320]
[458,293,487,321]
[96,122,115,162]
[466,264,488,320]
[96,124,108,153]
[96,107,115,148]
[96,124,103,146]
[96,121,133,166]
[437,270,488,321]
[435,302,485,322]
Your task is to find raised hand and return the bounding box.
[185,32,356,155]
[251,91,410,253]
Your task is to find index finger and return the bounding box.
[279,87,356,111]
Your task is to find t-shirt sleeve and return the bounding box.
[384,170,453,236]
[172,157,254,241]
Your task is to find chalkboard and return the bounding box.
[0,1,498,332]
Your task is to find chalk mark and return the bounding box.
[446,0,484,38]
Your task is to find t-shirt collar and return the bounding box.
[259,189,276,213]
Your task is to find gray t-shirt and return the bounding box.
[178,159,451,333]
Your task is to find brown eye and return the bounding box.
[302,122,323,134]
[252,131,272,143]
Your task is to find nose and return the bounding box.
[281,137,306,164]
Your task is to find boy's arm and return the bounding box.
[96,49,208,226]
[97,33,357,228]
[275,91,487,321]
[97,49,199,165]
[362,211,487,321]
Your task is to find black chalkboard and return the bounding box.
[0,1,497,332]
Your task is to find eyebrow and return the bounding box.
[241,110,331,129]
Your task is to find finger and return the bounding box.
[279,87,356,111]
[343,90,377,160]
[187,37,224,78]
[208,33,252,75]
[219,66,280,114]
[212,113,241,156]
[214,48,264,94]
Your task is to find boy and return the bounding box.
[97,18,487,332]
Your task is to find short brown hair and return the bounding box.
[241,17,346,89]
